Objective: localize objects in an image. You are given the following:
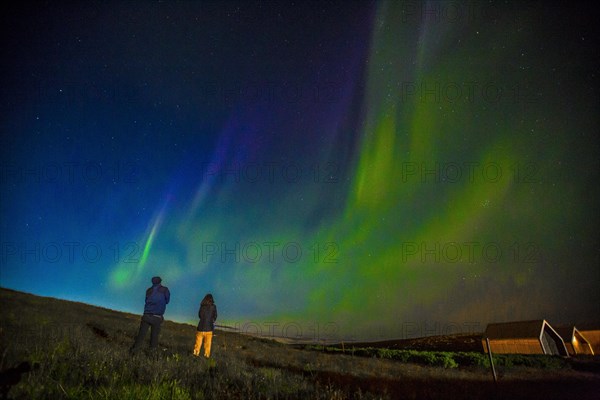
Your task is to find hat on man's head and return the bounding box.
[151,276,162,284]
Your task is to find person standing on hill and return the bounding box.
[193,293,217,358]
[130,276,170,354]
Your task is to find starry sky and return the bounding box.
[1,1,599,342]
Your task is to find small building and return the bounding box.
[482,320,569,356]
[555,326,594,355]
[577,325,600,355]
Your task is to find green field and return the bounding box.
[1,288,599,399]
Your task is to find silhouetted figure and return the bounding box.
[0,361,38,399]
[193,293,217,358]
[130,276,170,354]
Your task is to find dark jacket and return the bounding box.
[143,284,170,315]
[197,303,217,332]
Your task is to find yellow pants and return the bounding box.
[193,331,213,357]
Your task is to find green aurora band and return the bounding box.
[110,1,599,339]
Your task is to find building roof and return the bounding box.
[555,326,589,342]
[555,326,575,340]
[575,322,600,331]
[485,320,551,340]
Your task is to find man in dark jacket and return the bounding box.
[130,276,170,354]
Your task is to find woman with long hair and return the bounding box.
[193,293,217,358]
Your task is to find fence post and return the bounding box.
[485,337,497,383]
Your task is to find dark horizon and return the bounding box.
[2,286,599,344]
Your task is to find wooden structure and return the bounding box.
[482,320,568,356]
[555,326,594,355]
[577,325,600,355]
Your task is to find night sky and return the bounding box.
[1,1,599,342]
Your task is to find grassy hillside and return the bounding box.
[1,288,599,399]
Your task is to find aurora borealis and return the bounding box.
[1,1,599,341]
